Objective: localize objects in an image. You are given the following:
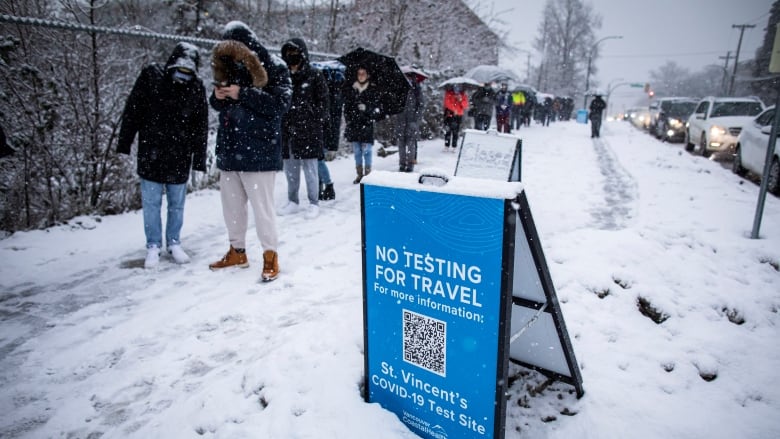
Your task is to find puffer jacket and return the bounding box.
[117,42,208,184]
[280,38,331,160]
[471,86,496,117]
[209,21,292,172]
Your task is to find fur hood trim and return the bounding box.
[211,40,268,88]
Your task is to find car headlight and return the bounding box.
[669,118,683,128]
[709,125,727,138]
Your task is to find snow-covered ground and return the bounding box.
[1,120,779,438]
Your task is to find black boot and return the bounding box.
[321,183,335,201]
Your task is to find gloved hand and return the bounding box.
[358,103,366,112]
[325,150,337,161]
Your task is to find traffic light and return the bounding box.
[643,83,650,93]
[648,90,655,97]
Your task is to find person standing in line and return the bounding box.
[277,37,330,220]
[442,85,468,152]
[511,90,525,130]
[589,94,607,138]
[316,62,344,201]
[494,82,512,133]
[541,96,553,126]
[207,21,292,282]
[117,42,208,269]
[397,70,425,171]
[471,83,495,131]
[343,66,382,184]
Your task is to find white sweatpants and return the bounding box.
[218,171,278,252]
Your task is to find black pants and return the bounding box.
[444,115,462,147]
[474,114,491,131]
[590,115,602,137]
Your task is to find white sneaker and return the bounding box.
[304,204,320,220]
[277,201,300,216]
[144,246,160,269]
[168,244,190,264]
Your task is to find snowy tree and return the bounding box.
[532,0,601,98]
[648,61,692,97]
[750,0,780,105]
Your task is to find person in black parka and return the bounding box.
[117,42,208,269]
[278,37,331,218]
[343,66,382,184]
[589,95,607,138]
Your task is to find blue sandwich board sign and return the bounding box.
[361,171,518,439]
[361,170,584,439]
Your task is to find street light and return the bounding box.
[606,77,624,117]
[584,35,623,108]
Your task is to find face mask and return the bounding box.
[172,69,194,83]
[284,52,303,67]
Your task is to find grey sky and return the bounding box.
[485,0,773,110]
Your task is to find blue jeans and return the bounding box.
[353,142,373,168]
[318,159,332,185]
[283,158,319,205]
[140,178,187,249]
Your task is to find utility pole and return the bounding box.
[719,51,732,95]
[729,24,756,96]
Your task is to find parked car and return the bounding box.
[626,107,651,130]
[733,106,780,194]
[651,98,698,142]
[685,96,764,157]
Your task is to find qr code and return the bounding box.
[402,309,446,376]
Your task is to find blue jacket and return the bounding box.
[209,22,292,172]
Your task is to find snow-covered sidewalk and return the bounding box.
[1,120,779,438]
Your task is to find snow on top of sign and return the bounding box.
[361,168,524,199]
[463,128,522,140]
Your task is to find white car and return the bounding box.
[733,106,780,194]
[685,96,764,157]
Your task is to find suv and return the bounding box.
[651,98,698,142]
[733,106,780,194]
[685,96,764,157]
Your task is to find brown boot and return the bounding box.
[262,250,280,282]
[364,166,371,177]
[353,166,364,184]
[209,246,249,270]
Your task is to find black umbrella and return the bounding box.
[337,47,411,117]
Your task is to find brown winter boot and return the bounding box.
[261,250,280,282]
[353,166,364,184]
[209,245,249,270]
[364,167,371,177]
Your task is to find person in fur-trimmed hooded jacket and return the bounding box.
[117,42,208,269]
[207,21,292,282]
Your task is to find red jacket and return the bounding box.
[443,89,469,116]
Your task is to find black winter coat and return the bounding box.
[210,23,292,172]
[589,96,606,119]
[117,45,208,185]
[471,86,496,117]
[281,38,331,160]
[343,82,382,144]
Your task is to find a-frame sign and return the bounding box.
[361,168,583,439]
